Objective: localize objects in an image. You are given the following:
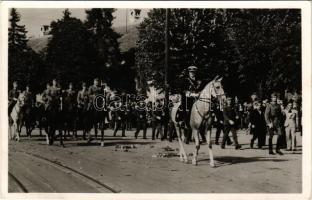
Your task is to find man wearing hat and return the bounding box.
[222,96,242,149]
[179,65,202,143]
[8,81,21,115]
[265,93,284,155]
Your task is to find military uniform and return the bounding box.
[179,69,202,143]
[134,102,147,139]
[77,89,89,109]
[214,106,232,145]
[24,90,34,107]
[8,88,20,114]
[222,103,241,149]
[65,89,77,107]
[88,84,102,106]
[112,102,126,137]
[151,103,165,140]
[42,88,52,106]
[49,86,61,99]
[265,101,284,154]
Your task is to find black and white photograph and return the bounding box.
[0,1,311,198]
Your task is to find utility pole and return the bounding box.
[164,8,170,138]
[125,9,128,33]
[164,9,169,107]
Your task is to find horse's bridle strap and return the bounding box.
[198,97,211,103]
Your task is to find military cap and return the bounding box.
[188,66,198,72]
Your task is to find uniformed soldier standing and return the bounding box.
[134,100,147,139]
[8,81,21,115]
[179,66,202,144]
[265,93,284,155]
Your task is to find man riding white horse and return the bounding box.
[178,66,206,144]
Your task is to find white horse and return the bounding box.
[9,93,26,142]
[171,76,225,167]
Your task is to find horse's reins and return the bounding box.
[195,82,222,119]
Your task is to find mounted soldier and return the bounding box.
[179,66,202,144]
[77,82,90,139]
[8,81,21,115]
[41,79,64,146]
[22,84,36,138]
[88,77,102,141]
[64,82,78,139]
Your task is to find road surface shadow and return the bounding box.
[199,156,289,167]
[73,140,155,147]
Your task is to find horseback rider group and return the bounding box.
[8,65,300,156]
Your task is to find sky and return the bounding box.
[17,8,148,38]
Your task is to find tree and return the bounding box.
[46,9,97,86]
[136,9,301,99]
[8,8,43,92]
[85,8,122,89]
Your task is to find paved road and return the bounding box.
[8,128,302,193]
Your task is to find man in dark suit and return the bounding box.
[112,101,126,137]
[151,99,165,140]
[249,100,267,149]
[222,96,242,149]
[214,105,232,145]
[134,100,147,139]
[265,93,284,155]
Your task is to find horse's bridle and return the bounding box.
[195,81,223,118]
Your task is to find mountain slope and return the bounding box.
[27,24,138,53]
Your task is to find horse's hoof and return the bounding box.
[101,142,104,147]
[179,157,184,162]
[210,162,215,168]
